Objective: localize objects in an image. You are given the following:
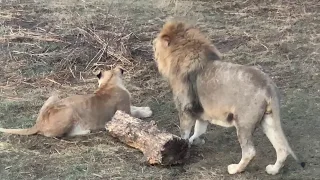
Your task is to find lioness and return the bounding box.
[0,67,152,137]
[152,21,304,175]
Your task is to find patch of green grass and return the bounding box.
[0,100,39,128]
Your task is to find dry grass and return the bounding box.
[0,0,319,179]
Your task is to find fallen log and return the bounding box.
[106,110,190,166]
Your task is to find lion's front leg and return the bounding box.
[130,106,152,118]
[189,120,208,145]
[179,111,196,140]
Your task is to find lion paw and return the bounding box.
[189,137,205,146]
[266,164,280,175]
[227,164,240,175]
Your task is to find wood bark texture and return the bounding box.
[106,110,190,166]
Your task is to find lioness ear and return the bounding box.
[114,66,124,75]
[96,71,102,79]
[161,35,170,47]
[119,67,124,75]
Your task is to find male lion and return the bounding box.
[0,67,152,137]
[152,21,305,175]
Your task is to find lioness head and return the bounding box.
[95,66,124,88]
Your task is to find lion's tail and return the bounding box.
[266,94,305,168]
[0,125,38,135]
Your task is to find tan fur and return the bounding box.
[153,21,304,175]
[0,67,152,137]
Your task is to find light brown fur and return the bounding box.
[0,67,152,137]
[153,21,304,175]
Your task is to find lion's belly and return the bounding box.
[201,107,235,128]
[197,86,243,128]
[208,118,234,127]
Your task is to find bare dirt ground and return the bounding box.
[0,0,319,179]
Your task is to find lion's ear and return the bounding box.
[205,46,221,61]
[160,35,170,47]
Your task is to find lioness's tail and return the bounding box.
[0,126,38,135]
[267,95,305,168]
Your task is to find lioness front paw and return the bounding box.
[139,106,153,118]
[266,164,280,175]
[227,164,240,174]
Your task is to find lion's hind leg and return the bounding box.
[227,106,266,174]
[261,114,290,175]
[228,125,257,174]
[36,93,60,122]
